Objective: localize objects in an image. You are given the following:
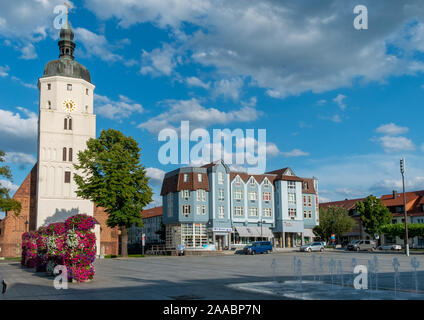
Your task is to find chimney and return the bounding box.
[393,190,398,199]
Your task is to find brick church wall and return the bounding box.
[0,165,37,257]
[0,163,119,257]
[94,206,120,255]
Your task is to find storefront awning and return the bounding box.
[303,228,315,238]
[235,226,274,238]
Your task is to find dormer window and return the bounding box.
[264,179,269,187]
[235,176,241,185]
[198,173,203,182]
[250,177,255,186]
[183,174,189,182]
[304,182,309,189]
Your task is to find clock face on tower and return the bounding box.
[63,99,76,113]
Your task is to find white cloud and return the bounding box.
[333,94,347,111]
[300,153,424,202]
[376,123,409,136]
[0,179,19,194]
[140,45,177,76]
[11,76,37,89]
[20,42,37,60]
[138,98,260,134]
[94,94,143,120]
[281,149,309,157]
[317,99,327,106]
[212,78,244,101]
[186,76,210,89]
[0,65,9,77]
[4,152,36,165]
[75,27,123,62]
[0,107,37,153]
[378,136,415,153]
[146,167,165,186]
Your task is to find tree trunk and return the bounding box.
[120,226,128,257]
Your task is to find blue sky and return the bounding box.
[1,0,424,214]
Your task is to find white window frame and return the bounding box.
[182,190,190,199]
[263,178,269,187]
[218,172,224,185]
[218,206,225,219]
[235,176,241,185]
[234,206,244,217]
[288,208,296,217]
[248,191,257,201]
[288,181,296,190]
[183,174,189,182]
[250,177,256,186]
[201,205,206,215]
[263,208,272,217]
[288,193,296,205]
[263,192,271,201]
[182,205,191,217]
[198,173,203,182]
[218,188,225,201]
[234,189,243,200]
[249,207,258,217]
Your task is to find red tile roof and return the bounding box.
[320,198,364,211]
[161,172,209,195]
[142,206,163,219]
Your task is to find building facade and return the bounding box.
[128,206,164,245]
[161,160,319,250]
[321,190,424,248]
[0,19,119,258]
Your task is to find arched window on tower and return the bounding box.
[63,147,67,161]
[69,148,73,162]
[64,117,72,130]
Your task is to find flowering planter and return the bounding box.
[21,214,98,283]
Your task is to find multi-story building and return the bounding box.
[320,189,424,248]
[161,160,319,250]
[128,206,164,245]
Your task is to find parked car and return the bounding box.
[243,241,273,255]
[378,244,402,251]
[347,239,376,251]
[300,242,325,252]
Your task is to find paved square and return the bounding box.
[1,251,424,299]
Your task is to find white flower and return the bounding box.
[66,230,79,249]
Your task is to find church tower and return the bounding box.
[36,17,96,228]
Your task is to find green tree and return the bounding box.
[74,129,153,257]
[0,150,21,215]
[313,206,355,243]
[382,223,424,239]
[356,195,392,244]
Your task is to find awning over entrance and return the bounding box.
[303,228,315,238]
[235,226,274,238]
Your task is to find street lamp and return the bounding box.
[400,158,409,256]
[260,220,266,239]
[24,219,28,233]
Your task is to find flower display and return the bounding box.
[21,214,97,282]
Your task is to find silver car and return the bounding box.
[300,242,324,252]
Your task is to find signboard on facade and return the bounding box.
[142,233,146,246]
[282,220,304,233]
[212,227,233,232]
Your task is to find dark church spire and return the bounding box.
[58,8,75,60]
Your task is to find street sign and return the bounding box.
[374,234,379,240]
[142,233,146,247]
[331,234,335,240]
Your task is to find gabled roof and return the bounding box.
[320,198,365,211]
[160,171,209,196]
[141,206,163,218]
[265,167,304,182]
